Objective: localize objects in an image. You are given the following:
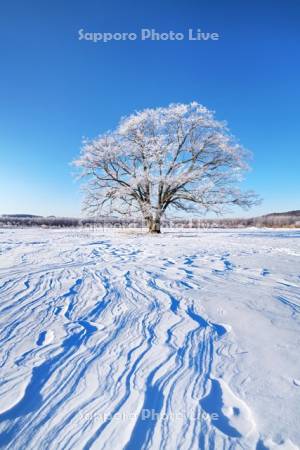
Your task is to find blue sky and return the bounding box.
[0,0,299,217]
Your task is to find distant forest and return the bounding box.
[1,211,299,229]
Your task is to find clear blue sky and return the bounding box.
[0,0,299,217]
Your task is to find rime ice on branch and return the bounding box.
[73,102,259,232]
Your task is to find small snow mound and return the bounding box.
[36,330,54,346]
[201,378,255,438]
[292,379,300,387]
[260,438,299,450]
[219,323,232,333]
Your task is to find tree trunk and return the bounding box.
[147,216,161,233]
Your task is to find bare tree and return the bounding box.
[74,102,259,233]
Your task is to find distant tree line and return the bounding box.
[0,212,299,229]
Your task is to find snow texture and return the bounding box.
[0,228,299,449]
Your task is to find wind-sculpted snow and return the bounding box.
[0,228,299,450]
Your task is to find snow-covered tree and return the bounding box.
[74,102,258,233]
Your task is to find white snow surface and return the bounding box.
[0,227,299,450]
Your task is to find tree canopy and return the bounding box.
[74,102,258,232]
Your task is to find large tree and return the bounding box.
[74,102,258,232]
